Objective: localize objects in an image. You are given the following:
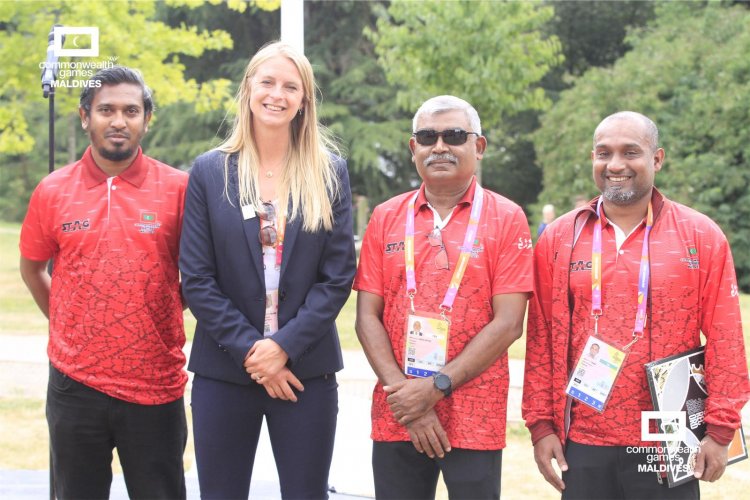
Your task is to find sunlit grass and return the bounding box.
[3,222,750,369]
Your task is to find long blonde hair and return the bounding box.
[218,41,341,232]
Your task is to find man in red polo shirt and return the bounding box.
[354,95,533,499]
[19,67,188,499]
[523,111,749,499]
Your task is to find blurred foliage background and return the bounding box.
[1,0,748,290]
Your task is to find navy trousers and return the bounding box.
[192,373,338,499]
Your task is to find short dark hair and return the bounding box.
[79,66,154,116]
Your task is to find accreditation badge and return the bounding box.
[263,289,279,337]
[403,312,449,378]
[565,335,627,412]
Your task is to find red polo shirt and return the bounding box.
[524,192,749,446]
[20,147,188,405]
[354,178,533,449]
[566,202,748,445]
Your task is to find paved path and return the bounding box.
[0,334,526,499]
[7,335,747,498]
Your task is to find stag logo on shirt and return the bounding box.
[570,259,592,272]
[385,241,405,254]
[61,219,90,233]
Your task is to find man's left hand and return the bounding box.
[693,435,729,482]
[383,377,441,425]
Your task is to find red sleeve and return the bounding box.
[490,204,533,296]
[706,423,735,446]
[522,226,558,433]
[529,420,557,445]
[19,181,57,261]
[353,205,385,297]
[700,226,750,431]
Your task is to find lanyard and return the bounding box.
[275,211,286,269]
[591,198,653,349]
[405,184,484,321]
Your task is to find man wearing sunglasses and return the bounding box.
[354,95,533,499]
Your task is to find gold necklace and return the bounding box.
[265,170,273,178]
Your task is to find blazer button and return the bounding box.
[280,290,287,301]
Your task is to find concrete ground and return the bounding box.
[0,334,527,499]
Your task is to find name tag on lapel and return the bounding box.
[241,205,256,220]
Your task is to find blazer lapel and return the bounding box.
[280,197,300,277]
[227,154,265,284]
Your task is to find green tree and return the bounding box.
[146,0,281,168]
[525,0,654,230]
[534,1,750,290]
[0,0,278,221]
[306,0,414,212]
[368,0,562,206]
[0,0,237,155]
[370,0,562,130]
[547,0,654,79]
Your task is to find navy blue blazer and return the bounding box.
[179,150,356,384]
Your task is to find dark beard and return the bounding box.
[98,146,135,162]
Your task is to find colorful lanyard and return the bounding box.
[405,184,484,321]
[591,198,653,349]
[275,211,286,269]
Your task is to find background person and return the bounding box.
[523,111,750,499]
[179,41,356,499]
[537,203,556,236]
[354,95,533,499]
[19,66,188,499]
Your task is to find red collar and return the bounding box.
[415,176,478,211]
[82,146,148,189]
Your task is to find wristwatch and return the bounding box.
[433,372,453,397]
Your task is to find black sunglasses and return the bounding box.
[413,128,479,146]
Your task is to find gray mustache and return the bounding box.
[425,153,458,166]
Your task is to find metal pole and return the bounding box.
[46,85,55,500]
[48,88,55,174]
[42,24,62,499]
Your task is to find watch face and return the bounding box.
[435,373,451,391]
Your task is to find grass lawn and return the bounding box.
[0,400,747,499]
[3,219,750,361]
[0,223,49,335]
[2,221,750,497]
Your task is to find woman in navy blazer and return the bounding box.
[179,41,356,499]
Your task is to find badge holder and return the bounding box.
[568,200,652,412]
[565,314,643,412]
[401,185,483,379]
[403,305,450,378]
[565,334,627,412]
